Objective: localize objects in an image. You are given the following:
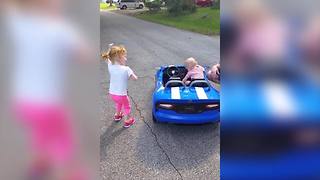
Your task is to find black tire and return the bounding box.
[212,121,220,128]
[122,5,127,10]
[139,4,143,9]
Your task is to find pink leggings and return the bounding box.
[109,94,131,115]
[13,101,74,165]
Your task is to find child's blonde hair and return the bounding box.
[185,57,198,68]
[102,45,127,64]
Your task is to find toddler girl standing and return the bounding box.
[102,45,138,128]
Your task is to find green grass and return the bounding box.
[134,7,220,36]
[100,3,116,11]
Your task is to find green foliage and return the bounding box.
[100,3,116,10]
[135,7,220,35]
[166,0,196,16]
[182,0,196,13]
[211,0,220,9]
[145,0,162,12]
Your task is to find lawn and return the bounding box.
[100,3,116,11]
[134,7,220,36]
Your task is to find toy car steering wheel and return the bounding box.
[167,66,180,77]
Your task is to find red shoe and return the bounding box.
[114,112,124,122]
[123,118,135,128]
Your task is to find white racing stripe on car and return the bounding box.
[195,87,208,99]
[262,81,297,119]
[171,87,181,99]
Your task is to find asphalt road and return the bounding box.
[100,11,220,180]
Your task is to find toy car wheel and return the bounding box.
[152,113,158,123]
[122,5,127,10]
[139,4,143,9]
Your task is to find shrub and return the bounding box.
[145,0,162,12]
[167,0,196,16]
[211,0,220,9]
[182,0,196,13]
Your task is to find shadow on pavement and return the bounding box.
[136,113,220,171]
[100,122,126,160]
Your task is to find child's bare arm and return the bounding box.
[130,73,138,80]
[127,67,138,80]
[182,72,190,83]
[182,77,187,83]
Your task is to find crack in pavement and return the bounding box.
[128,94,184,180]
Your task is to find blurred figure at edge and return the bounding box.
[3,0,90,179]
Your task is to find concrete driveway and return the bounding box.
[100,11,220,180]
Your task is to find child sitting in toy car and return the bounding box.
[182,57,205,85]
[207,63,220,84]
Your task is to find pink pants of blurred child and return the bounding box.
[14,101,74,165]
[109,94,131,115]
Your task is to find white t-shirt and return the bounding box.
[7,12,80,104]
[108,60,134,96]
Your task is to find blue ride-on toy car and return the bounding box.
[152,65,220,124]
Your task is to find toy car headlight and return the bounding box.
[158,103,174,109]
[206,104,219,109]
